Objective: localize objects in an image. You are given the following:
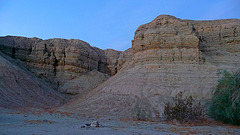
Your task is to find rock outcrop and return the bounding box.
[0,36,126,94]
[0,52,66,109]
[133,15,202,64]
[63,15,240,119]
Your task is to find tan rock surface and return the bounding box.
[0,37,121,94]
[63,15,240,119]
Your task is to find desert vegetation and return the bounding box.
[209,70,240,125]
[163,70,240,126]
[135,105,152,121]
[163,92,205,122]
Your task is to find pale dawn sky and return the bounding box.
[0,0,239,51]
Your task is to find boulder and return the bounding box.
[90,121,99,127]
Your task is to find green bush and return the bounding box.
[135,106,146,120]
[209,70,240,125]
[135,105,152,121]
[163,92,205,122]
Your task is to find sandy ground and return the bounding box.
[0,107,239,135]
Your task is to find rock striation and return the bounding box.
[0,36,128,94]
[63,15,240,119]
[133,15,202,64]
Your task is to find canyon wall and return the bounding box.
[63,15,240,119]
[131,15,240,99]
[0,37,128,94]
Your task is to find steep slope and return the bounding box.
[63,15,240,119]
[0,52,66,109]
[60,70,109,95]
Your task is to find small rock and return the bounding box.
[85,123,91,127]
[81,123,91,128]
[90,121,99,127]
[42,119,48,123]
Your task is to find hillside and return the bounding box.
[62,15,240,119]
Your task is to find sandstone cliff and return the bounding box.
[0,36,128,94]
[63,15,240,119]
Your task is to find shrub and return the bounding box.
[163,92,205,122]
[135,105,152,121]
[209,70,240,125]
[135,106,146,120]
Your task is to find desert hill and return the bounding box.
[0,15,239,119]
[62,15,240,119]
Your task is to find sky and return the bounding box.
[0,0,239,51]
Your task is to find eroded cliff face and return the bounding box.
[130,15,240,99]
[63,15,240,119]
[133,15,202,64]
[0,36,128,94]
[189,19,240,66]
